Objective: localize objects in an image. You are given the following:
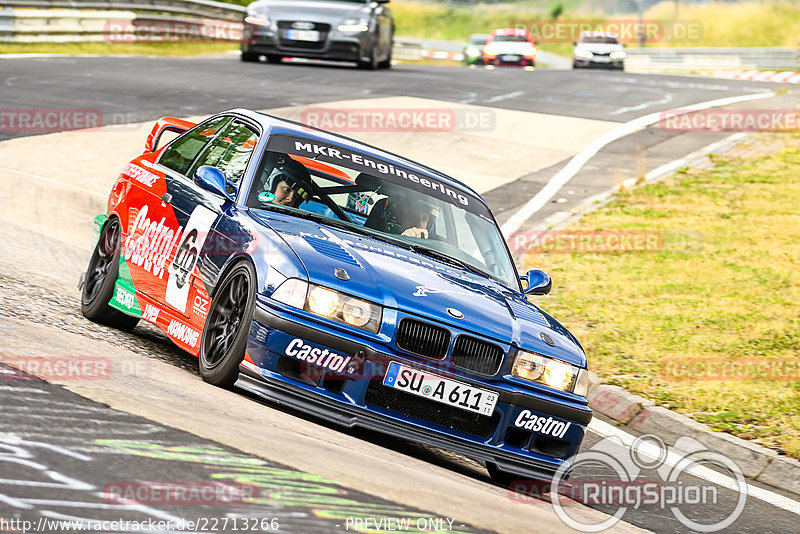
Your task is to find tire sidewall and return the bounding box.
[199,260,257,387]
[81,218,121,318]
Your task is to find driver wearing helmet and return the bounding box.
[259,154,312,208]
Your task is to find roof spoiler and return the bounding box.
[144,117,197,154]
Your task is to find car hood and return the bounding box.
[575,43,623,54]
[487,42,536,54]
[252,211,586,367]
[249,0,368,22]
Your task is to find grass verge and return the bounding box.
[391,0,800,55]
[520,133,800,458]
[0,42,237,57]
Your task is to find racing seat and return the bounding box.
[364,197,389,232]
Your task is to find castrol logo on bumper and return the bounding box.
[514,409,572,439]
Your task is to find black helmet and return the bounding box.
[270,155,312,206]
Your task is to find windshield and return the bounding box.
[579,35,619,44]
[493,34,529,43]
[469,36,488,45]
[246,134,519,289]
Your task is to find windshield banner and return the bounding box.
[266,134,486,215]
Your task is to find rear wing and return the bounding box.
[144,117,197,154]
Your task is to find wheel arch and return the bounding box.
[208,252,261,300]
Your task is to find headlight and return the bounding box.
[338,17,370,32]
[244,12,272,27]
[466,46,480,57]
[272,279,382,333]
[308,286,338,317]
[574,49,593,59]
[512,350,586,395]
[341,297,372,327]
[610,50,627,59]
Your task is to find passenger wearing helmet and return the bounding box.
[256,154,312,208]
[376,195,431,238]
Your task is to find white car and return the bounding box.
[573,31,626,70]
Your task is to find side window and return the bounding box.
[158,116,232,176]
[187,121,259,193]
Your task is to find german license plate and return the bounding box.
[502,54,521,62]
[382,362,499,416]
[285,29,320,41]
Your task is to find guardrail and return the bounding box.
[2,0,245,20]
[625,47,800,73]
[0,0,245,42]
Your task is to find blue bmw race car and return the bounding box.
[80,109,592,484]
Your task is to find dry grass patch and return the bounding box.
[522,133,800,457]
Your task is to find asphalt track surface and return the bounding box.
[1,55,799,533]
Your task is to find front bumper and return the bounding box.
[242,23,371,63]
[573,57,624,69]
[485,54,534,67]
[242,300,592,481]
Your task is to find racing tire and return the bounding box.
[377,52,392,69]
[266,55,282,64]
[241,51,260,62]
[358,47,379,70]
[378,40,393,69]
[199,260,257,388]
[81,218,140,332]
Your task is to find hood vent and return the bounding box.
[508,299,549,327]
[302,235,361,267]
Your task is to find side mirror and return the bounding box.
[520,269,552,295]
[572,41,577,46]
[194,165,234,202]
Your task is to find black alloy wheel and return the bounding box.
[199,261,256,388]
[81,218,139,331]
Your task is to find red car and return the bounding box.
[482,28,537,67]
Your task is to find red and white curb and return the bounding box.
[420,50,464,61]
[713,69,800,83]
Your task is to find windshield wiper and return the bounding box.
[407,244,488,277]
